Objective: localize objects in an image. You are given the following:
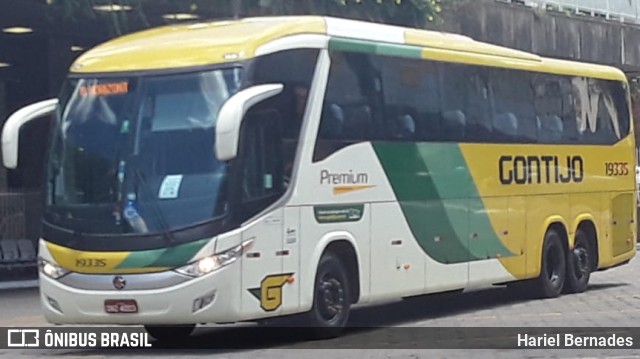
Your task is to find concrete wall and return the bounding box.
[442,0,640,74]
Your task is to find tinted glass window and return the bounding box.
[237,110,285,221]
[491,69,537,143]
[314,51,382,161]
[439,64,470,142]
[377,57,441,141]
[314,51,630,152]
[47,70,239,235]
[572,77,628,144]
[532,76,567,143]
[240,110,283,201]
[248,49,319,177]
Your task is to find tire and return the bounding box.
[145,324,195,342]
[532,228,566,298]
[301,252,351,339]
[564,228,592,293]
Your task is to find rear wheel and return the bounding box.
[564,228,593,293]
[145,324,195,342]
[301,252,351,339]
[532,228,566,298]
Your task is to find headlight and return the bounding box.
[175,239,253,277]
[38,258,70,279]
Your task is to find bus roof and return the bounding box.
[70,15,627,82]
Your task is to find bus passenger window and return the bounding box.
[440,64,468,142]
[441,110,466,141]
[533,77,563,144]
[492,112,518,140]
[572,78,625,144]
[393,114,416,140]
[559,78,580,143]
[537,115,563,143]
[313,51,381,161]
[377,56,440,142]
[490,68,536,143]
[318,104,345,139]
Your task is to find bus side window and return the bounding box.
[559,77,580,143]
[441,110,466,141]
[377,56,440,142]
[313,51,381,161]
[533,76,564,144]
[490,68,536,143]
[611,81,631,138]
[537,115,563,143]
[249,48,319,178]
[238,110,285,220]
[464,68,493,142]
[573,78,624,145]
[440,64,468,142]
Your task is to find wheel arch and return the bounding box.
[300,231,363,312]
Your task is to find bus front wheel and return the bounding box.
[533,228,566,298]
[564,228,592,293]
[145,324,195,342]
[302,252,351,339]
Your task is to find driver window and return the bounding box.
[249,49,319,182]
[238,110,284,219]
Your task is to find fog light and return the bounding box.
[47,296,63,313]
[192,292,216,313]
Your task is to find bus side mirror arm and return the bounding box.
[2,98,58,169]
[215,84,284,161]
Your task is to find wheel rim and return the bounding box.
[572,243,590,280]
[545,244,562,286]
[316,273,345,323]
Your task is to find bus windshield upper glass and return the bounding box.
[46,68,242,235]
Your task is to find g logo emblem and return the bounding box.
[248,273,293,312]
[113,276,126,290]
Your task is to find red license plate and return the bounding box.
[105,299,138,314]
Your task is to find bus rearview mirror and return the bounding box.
[215,84,284,161]
[2,98,58,169]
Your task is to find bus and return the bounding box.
[2,16,636,340]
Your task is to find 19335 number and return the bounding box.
[605,162,629,176]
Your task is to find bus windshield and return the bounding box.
[45,68,242,235]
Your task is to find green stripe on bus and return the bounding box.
[116,238,209,269]
[116,248,166,269]
[372,142,514,264]
[328,38,422,58]
[149,239,209,267]
[416,143,515,260]
[373,142,471,263]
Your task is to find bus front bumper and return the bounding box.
[39,265,241,325]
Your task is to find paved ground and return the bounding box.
[2,255,640,358]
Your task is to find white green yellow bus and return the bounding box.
[2,16,636,340]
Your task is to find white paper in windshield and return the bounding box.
[159,175,183,199]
